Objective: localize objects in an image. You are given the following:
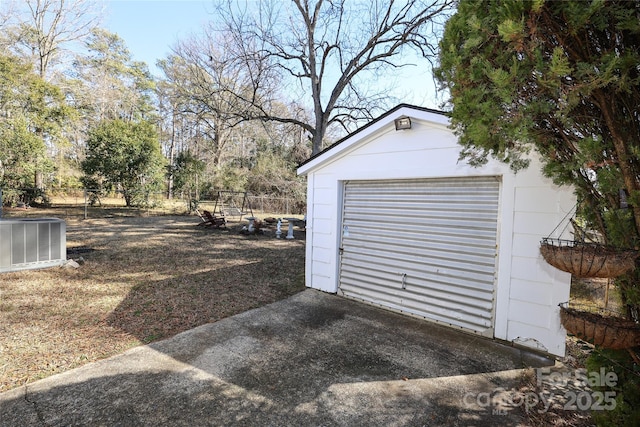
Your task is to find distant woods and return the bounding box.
[0,0,452,207]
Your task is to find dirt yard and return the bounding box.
[0,210,306,392]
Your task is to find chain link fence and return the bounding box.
[0,187,305,220]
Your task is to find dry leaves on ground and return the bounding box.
[0,213,306,392]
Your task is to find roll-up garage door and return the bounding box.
[338,177,500,336]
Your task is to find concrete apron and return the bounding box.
[0,289,553,426]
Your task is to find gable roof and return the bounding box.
[297,104,450,176]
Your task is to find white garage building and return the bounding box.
[297,104,575,357]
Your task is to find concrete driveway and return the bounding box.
[0,289,552,426]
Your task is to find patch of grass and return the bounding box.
[570,277,624,313]
[0,210,305,392]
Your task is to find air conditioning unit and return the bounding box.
[0,218,67,273]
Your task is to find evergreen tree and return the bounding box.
[0,54,68,204]
[81,119,165,207]
[436,1,640,423]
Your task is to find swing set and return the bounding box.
[213,191,254,221]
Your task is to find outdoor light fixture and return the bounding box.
[394,117,412,130]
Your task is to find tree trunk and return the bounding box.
[311,114,328,156]
[166,114,176,199]
[596,90,640,238]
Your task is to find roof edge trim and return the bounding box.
[297,104,450,174]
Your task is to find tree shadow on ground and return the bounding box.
[105,242,306,343]
[0,367,529,427]
[2,290,544,426]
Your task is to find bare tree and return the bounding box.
[213,0,453,155]
[6,0,101,78]
[0,2,18,49]
[159,33,310,197]
[160,42,238,168]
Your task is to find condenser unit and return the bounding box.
[0,218,67,273]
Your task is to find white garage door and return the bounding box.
[339,177,500,336]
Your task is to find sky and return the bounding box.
[102,0,442,109]
[104,0,214,73]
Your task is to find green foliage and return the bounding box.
[72,29,157,123]
[81,119,165,207]
[209,164,248,194]
[437,2,640,424]
[246,146,306,204]
[171,150,205,197]
[436,0,640,182]
[2,13,311,212]
[0,117,49,189]
[436,0,640,247]
[247,153,291,194]
[586,349,640,426]
[0,54,63,204]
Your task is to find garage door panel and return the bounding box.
[403,283,495,309]
[340,282,403,302]
[400,302,493,330]
[344,202,499,214]
[345,183,498,194]
[400,294,494,322]
[343,285,494,320]
[339,265,406,285]
[343,286,494,330]
[341,256,493,282]
[351,233,497,250]
[344,225,497,239]
[408,272,496,294]
[345,227,498,249]
[339,177,499,335]
[344,196,496,207]
[345,226,497,245]
[341,267,496,298]
[341,272,496,308]
[343,211,499,229]
[343,238,496,269]
[345,204,498,214]
[340,244,497,277]
[342,238,497,270]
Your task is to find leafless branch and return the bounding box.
[203,0,454,155]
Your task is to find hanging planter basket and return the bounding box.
[540,238,639,278]
[559,303,640,350]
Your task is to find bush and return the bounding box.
[586,348,640,426]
